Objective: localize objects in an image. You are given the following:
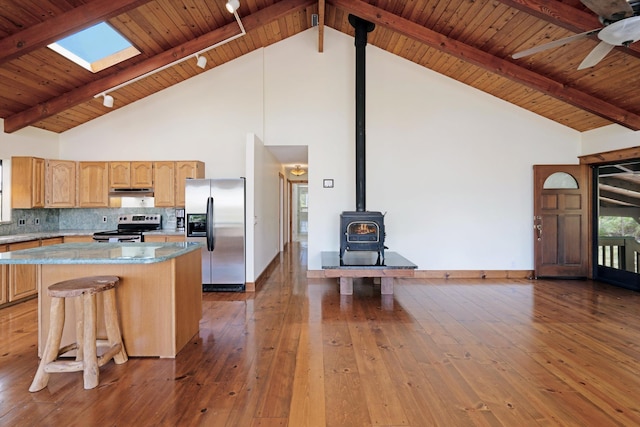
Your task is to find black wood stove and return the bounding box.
[339,15,386,264]
[339,210,385,261]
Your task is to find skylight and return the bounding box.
[48,22,140,73]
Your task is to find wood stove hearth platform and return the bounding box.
[321,251,417,295]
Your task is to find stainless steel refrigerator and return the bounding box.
[185,178,246,292]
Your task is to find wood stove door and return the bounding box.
[533,164,590,278]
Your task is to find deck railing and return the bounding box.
[598,236,640,273]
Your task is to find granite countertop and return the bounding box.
[0,242,202,264]
[321,251,418,269]
[0,229,185,245]
[0,230,95,245]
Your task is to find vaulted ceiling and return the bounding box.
[2,0,640,135]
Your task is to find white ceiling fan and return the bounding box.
[512,0,640,69]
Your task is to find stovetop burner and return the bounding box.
[93,214,162,242]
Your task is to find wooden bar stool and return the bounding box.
[29,275,128,392]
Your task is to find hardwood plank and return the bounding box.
[2,244,640,425]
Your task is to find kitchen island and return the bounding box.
[0,242,202,358]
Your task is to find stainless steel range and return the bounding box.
[93,214,162,243]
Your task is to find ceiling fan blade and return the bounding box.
[577,40,616,69]
[512,30,598,59]
[598,15,640,45]
[580,0,633,21]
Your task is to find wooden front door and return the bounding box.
[533,165,590,278]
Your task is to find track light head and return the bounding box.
[196,54,207,69]
[226,0,240,13]
[102,94,114,108]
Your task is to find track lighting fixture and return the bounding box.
[92,2,246,105]
[196,54,207,69]
[102,94,114,108]
[226,0,240,13]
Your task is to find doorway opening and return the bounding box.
[291,182,308,243]
[594,160,640,291]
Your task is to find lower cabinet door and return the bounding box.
[0,245,7,305]
[8,240,39,302]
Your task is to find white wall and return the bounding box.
[264,28,580,270]
[248,134,281,279]
[581,124,640,155]
[28,26,583,274]
[59,51,265,179]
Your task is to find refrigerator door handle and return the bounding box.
[206,196,215,251]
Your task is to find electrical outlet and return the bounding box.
[18,218,26,226]
[102,216,108,223]
[34,218,40,225]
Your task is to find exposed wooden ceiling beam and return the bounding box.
[580,146,640,164]
[0,0,154,65]
[497,0,640,59]
[328,0,640,131]
[600,177,640,193]
[3,0,315,134]
[600,189,640,207]
[318,0,325,53]
[498,0,599,32]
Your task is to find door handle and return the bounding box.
[534,216,542,241]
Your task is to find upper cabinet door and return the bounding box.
[175,161,204,207]
[78,162,110,208]
[110,161,153,188]
[11,157,45,209]
[45,159,76,208]
[154,162,175,207]
[131,162,153,188]
[109,162,131,188]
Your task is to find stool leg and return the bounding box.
[74,296,84,361]
[103,288,128,364]
[29,297,65,392]
[82,293,99,390]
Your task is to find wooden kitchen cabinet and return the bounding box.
[8,240,39,302]
[144,234,185,242]
[0,245,7,306]
[175,161,205,207]
[110,161,153,188]
[41,237,64,246]
[2,238,63,307]
[63,235,94,243]
[45,159,76,208]
[153,161,176,207]
[12,157,45,208]
[78,162,110,208]
[131,162,153,187]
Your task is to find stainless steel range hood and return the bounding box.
[109,188,154,197]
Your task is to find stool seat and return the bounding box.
[48,275,118,298]
[29,275,128,392]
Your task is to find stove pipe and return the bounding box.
[348,15,375,212]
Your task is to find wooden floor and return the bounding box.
[2,243,640,426]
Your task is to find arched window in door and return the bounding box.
[543,172,579,189]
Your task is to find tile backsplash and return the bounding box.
[0,207,178,236]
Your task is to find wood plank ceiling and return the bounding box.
[2,0,640,134]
